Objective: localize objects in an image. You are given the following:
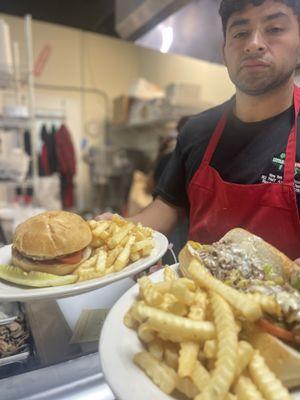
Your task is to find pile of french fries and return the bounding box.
[124,258,292,400]
[73,215,154,282]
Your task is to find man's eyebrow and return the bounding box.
[263,11,289,22]
[228,18,249,31]
[228,11,289,32]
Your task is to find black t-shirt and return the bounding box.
[154,100,300,214]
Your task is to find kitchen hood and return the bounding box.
[116,0,224,65]
[115,0,191,40]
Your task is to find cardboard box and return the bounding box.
[112,95,135,126]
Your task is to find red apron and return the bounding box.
[188,86,300,259]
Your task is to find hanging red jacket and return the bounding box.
[55,124,76,208]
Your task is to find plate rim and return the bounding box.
[0,231,168,301]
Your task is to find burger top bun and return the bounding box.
[13,210,92,259]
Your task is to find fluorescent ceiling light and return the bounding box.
[160,26,173,53]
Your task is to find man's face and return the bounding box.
[223,0,300,95]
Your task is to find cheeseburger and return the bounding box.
[12,211,92,276]
[179,228,300,389]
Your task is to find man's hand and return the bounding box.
[295,258,300,265]
[95,212,114,221]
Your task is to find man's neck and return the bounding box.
[234,80,294,122]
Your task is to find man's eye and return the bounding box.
[233,31,248,39]
[268,27,284,34]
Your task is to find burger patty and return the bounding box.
[12,247,84,265]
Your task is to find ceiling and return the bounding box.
[0,0,119,37]
[0,0,224,64]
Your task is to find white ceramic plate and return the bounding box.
[0,231,168,301]
[99,265,300,400]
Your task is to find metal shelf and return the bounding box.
[0,116,30,130]
[110,118,177,132]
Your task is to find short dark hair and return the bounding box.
[219,0,300,37]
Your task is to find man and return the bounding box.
[100,0,300,261]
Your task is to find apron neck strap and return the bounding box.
[283,85,300,184]
[202,111,229,166]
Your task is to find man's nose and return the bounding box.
[244,30,266,54]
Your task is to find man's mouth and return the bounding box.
[240,59,271,69]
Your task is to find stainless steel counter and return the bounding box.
[1,352,114,400]
[1,277,136,399]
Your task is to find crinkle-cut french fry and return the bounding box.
[170,281,195,306]
[176,377,199,398]
[148,338,164,361]
[225,394,237,400]
[132,239,154,253]
[123,307,139,329]
[189,260,262,322]
[189,291,208,321]
[136,222,153,237]
[76,267,95,276]
[138,322,156,343]
[249,293,282,317]
[88,219,98,229]
[77,270,105,281]
[77,265,114,281]
[190,360,210,391]
[90,237,105,248]
[159,293,188,316]
[131,301,147,323]
[111,213,126,226]
[164,345,179,370]
[203,340,217,359]
[108,222,117,235]
[106,246,122,268]
[164,266,177,281]
[138,276,164,307]
[152,281,172,294]
[119,235,130,247]
[107,223,134,249]
[95,249,107,272]
[134,230,146,241]
[195,292,238,400]
[133,352,177,395]
[141,245,153,257]
[130,251,141,263]
[234,376,265,400]
[92,221,109,236]
[113,235,135,271]
[178,341,199,378]
[234,319,242,334]
[248,351,292,400]
[235,341,254,379]
[179,277,197,292]
[77,254,97,269]
[135,302,215,342]
[99,230,111,241]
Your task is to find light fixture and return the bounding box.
[160,26,173,53]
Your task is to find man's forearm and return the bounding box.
[127,197,183,235]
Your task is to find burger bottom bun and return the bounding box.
[12,246,92,276]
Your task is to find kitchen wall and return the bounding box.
[0,13,235,210]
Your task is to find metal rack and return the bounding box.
[0,15,38,203]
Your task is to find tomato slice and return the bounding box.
[57,250,83,264]
[258,318,296,343]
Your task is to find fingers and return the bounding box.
[94,212,114,221]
